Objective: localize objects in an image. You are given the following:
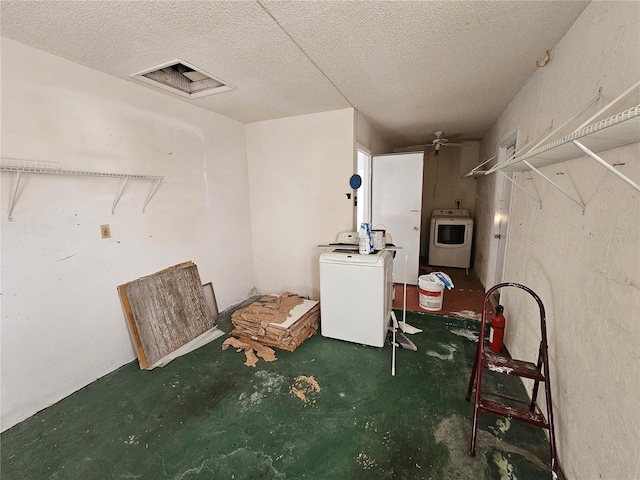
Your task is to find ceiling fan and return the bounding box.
[429,131,465,156]
[397,131,480,156]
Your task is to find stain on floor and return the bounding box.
[0,308,560,479]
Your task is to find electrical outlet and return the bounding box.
[100,224,111,239]
[455,199,462,209]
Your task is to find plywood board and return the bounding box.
[118,262,214,369]
[202,282,220,324]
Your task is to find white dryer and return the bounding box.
[428,209,474,269]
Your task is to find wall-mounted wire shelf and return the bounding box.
[479,80,640,213]
[0,158,164,221]
[487,105,640,175]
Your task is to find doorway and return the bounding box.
[356,146,371,228]
[487,134,516,294]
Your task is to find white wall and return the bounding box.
[0,39,255,430]
[473,3,639,478]
[355,110,394,155]
[246,109,355,300]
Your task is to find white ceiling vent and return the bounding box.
[131,59,234,99]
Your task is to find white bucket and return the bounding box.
[418,275,445,311]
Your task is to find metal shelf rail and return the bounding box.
[464,81,639,213]
[462,90,603,180]
[0,158,164,221]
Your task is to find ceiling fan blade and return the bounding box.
[412,144,438,149]
[395,137,482,152]
[393,143,439,150]
[447,136,484,143]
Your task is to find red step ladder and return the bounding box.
[466,282,558,477]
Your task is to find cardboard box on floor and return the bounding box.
[230,292,320,352]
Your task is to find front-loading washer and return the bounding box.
[428,209,474,269]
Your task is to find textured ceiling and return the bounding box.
[0,0,589,149]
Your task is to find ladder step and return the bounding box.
[482,351,545,381]
[479,398,549,429]
[468,286,558,476]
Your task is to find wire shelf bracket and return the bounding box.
[499,170,543,209]
[0,162,164,221]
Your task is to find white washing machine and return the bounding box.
[428,209,474,269]
[319,249,393,347]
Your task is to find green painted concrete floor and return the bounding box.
[2,308,559,479]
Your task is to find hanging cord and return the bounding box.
[432,153,439,197]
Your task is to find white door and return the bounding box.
[493,170,512,285]
[489,140,515,290]
[371,152,424,284]
[356,147,372,227]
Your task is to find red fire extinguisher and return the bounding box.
[489,305,505,353]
